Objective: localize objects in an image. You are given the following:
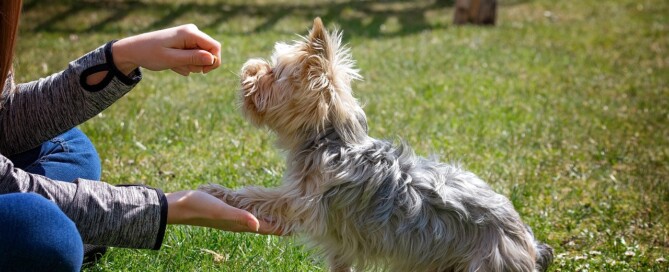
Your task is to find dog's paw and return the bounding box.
[198,184,236,202]
[258,216,294,236]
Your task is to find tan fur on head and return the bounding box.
[239,17,363,151]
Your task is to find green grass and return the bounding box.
[15,0,668,271]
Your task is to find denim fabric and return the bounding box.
[0,128,102,271]
[0,193,84,271]
[8,127,101,182]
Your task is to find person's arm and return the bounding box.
[0,24,221,156]
[0,41,140,155]
[0,155,276,249]
[0,25,275,249]
[0,155,167,249]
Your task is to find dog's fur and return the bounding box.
[200,18,553,272]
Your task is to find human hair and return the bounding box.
[0,0,23,89]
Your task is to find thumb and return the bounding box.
[167,48,216,67]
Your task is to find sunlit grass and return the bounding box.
[15,0,668,271]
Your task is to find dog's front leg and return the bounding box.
[200,184,296,234]
[328,254,353,272]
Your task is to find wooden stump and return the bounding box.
[453,0,497,25]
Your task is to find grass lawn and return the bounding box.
[15,0,668,271]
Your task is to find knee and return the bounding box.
[0,193,83,271]
[63,128,102,180]
[41,128,102,181]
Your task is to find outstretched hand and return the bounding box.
[165,190,280,235]
[111,24,221,76]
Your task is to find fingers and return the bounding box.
[130,24,222,75]
[228,215,283,235]
[168,48,215,66]
[166,189,282,235]
[172,65,212,76]
[166,48,220,76]
[202,55,220,74]
[233,210,260,232]
[257,219,284,236]
[174,24,222,72]
[171,66,190,76]
[217,202,283,235]
[178,24,221,60]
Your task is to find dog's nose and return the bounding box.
[241,59,270,78]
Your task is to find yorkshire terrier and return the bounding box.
[201,18,553,272]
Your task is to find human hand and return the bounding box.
[111,24,221,76]
[165,190,279,234]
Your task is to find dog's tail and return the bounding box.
[526,225,554,272]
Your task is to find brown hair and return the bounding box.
[0,0,23,89]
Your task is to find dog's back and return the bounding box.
[299,135,552,271]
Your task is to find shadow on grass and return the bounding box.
[22,0,459,38]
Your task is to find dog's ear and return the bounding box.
[304,17,359,92]
[307,17,332,61]
[304,17,335,89]
[304,18,368,143]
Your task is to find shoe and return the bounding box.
[82,244,107,266]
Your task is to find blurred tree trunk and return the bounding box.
[453,0,497,25]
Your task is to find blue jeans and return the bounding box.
[7,127,101,182]
[0,128,101,271]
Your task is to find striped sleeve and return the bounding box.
[0,41,140,155]
[0,42,168,249]
[0,155,167,249]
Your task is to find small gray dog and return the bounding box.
[201,18,553,272]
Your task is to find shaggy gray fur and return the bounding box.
[201,17,553,272]
[203,125,553,271]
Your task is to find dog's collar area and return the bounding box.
[300,128,341,151]
[317,128,340,143]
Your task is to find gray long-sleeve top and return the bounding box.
[0,42,167,250]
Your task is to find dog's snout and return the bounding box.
[241,59,271,78]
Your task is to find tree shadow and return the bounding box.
[21,0,459,38]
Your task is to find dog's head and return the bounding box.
[239,18,366,150]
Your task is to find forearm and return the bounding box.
[0,41,141,155]
[0,155,167,249]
